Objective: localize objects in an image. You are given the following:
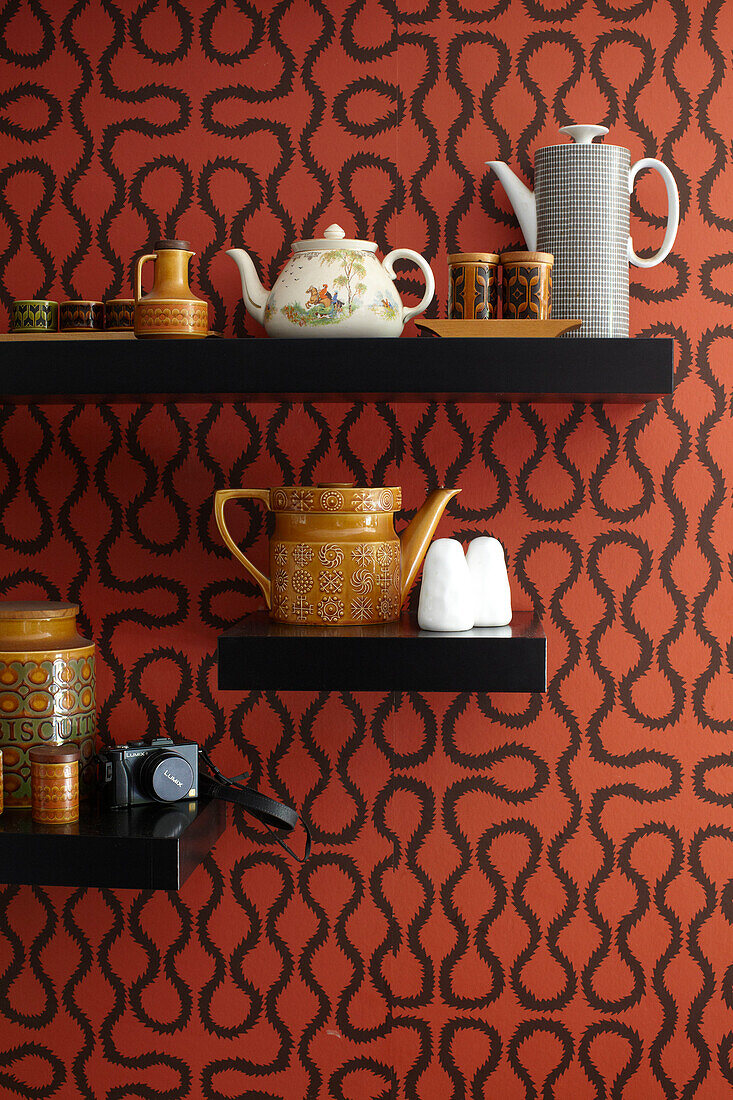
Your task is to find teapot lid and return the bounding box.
[292,223,378,254]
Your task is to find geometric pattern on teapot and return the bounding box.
[271,486,402,514]
[271,541,401,625]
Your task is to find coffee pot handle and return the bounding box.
[214,489,272,608]
[134,253,157,301]
[627,159,679,269]
[382,249,436,323]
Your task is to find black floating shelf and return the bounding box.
[0,798,226,890]
[0,336,673,403]
[218,611,546,693]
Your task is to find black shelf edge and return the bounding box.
[0,337,673,403]
[0,798,226,890]
[217,611,546,693]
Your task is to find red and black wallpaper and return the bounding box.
[1,0,732,1096]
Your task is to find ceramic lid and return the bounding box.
[0,601,78,620]
[448,252,500,264]
[271,484,402,513]
[29,743,80,763]
[559,124,609,145]
[539,124,627,155]
[500,251,554,265]
[292,223,378,254]
[12,299,58,306]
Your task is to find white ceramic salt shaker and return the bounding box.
[466,536,512,626]
[418,538,475,631]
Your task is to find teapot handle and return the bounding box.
[627,159,679,269]
[134,253,157,302]
[214,489,272,608]
[382,248,435,324]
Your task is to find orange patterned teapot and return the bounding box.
[214,483,459,626]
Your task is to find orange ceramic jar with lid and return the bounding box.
[0,602,96,808]
[30,743,80,823]
[500,250,553,319]
[448,253,499,319]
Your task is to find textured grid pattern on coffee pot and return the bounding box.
[535,144,630,339]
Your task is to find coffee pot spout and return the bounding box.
[486,161,538,251]
[399,488,460,607]
[227,248,269,326]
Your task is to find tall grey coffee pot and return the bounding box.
[487,124,679,337]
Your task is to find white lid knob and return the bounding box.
[323,224,345,240]
[559,124,609,145]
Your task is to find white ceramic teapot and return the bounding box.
[228,223,435,338]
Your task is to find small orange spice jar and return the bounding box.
[30,743,80,824]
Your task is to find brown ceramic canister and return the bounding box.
[30,743,79,823]
[448,253,499,319]
[0,601,96,807]
[500,251,553,319]
[60,300,105,331]
[105,298,135,330]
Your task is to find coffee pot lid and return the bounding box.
[559,124,609,145]
[155,239,190,250]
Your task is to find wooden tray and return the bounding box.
[415,319,582,338]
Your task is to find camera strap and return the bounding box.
[198,747,311,863]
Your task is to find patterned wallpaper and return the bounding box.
[0,0,732,1096]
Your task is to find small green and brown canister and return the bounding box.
[30,743,79,824]
[0,602,96,808]
[11,300,58,332]
[500,251,553,319]
[448,253,499,319]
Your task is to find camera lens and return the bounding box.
[138,750,194,803]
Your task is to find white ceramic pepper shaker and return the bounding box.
[418,539,475,631]
[466,536,512,626]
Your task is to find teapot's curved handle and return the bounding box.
[134,253,156,302]
[382,248,435,324]
[214,489,272,608]
[627,159,679,269]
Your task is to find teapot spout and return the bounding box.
[486,161,538,251]
[227,248,269,326]
[399,488,460,607]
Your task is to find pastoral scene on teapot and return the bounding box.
[267,248,400,329]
